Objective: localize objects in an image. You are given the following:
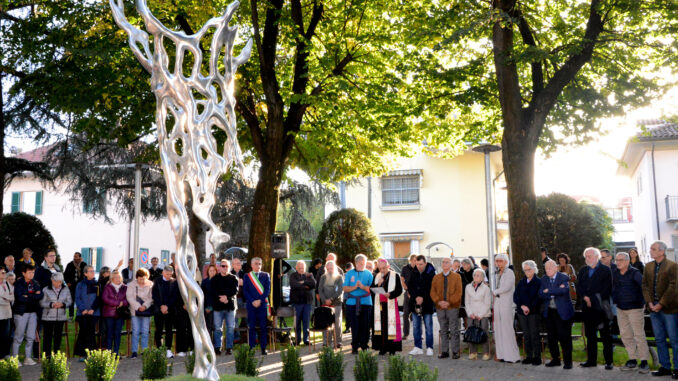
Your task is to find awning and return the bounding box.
[379,232,424,241]
[385,169,423,177]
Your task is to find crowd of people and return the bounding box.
[0,240,676,378]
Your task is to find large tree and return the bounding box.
[406,0,677,272]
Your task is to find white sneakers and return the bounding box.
[23,358,37,366]
[176,352,186,357]
[408,347,423,356]
[426,348,434,356]
[166,349,174,359]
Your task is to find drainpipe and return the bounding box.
[367,176,372,219]
[651,143,661,240]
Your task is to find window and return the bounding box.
[81,247,103,272]
[161,250,170,266]
[382,175,420,206]
[636,174,643,195]
[606,207,631,223]
[10,191,43,215]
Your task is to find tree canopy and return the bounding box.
[0,212,58,267]
[313,208,381,267]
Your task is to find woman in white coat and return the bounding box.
[465,268,492,360]
[0,269,14,358]
[493,254,521,363]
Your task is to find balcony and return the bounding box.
[666,195,678,221]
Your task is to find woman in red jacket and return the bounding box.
[102,270,129,354]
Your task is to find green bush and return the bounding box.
[0,212,58,268]
[234,344,260,377]
[141,346,169,380]
[0,356,21,381]
[353,350,378,381]
[280,346,304,381]
[317,346,344,381]
[185,350,196,374]
[84,349,119,381]
[313,208,381,267]
[401,358,437,381]
[384,355,407,381]
[40,351,70,381]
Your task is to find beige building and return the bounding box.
[342,150,507,259]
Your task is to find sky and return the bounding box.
[534,86,678,207]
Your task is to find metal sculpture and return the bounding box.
[109,1,251,379]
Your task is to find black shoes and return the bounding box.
[521,358,532,364]
[652,367,672,377]
[563,363,573,370]
[214,348,221,355]
[438,352,449,359]
[531,358,541,366]
[579,362,597,368]
[605,364,614,370]
[225,348,232,355]
[639,360,650,373]
[545,359,561,367]
[672,369,678,379]
[452,352,460,359]
[351,349,359,354]
[261,349,268,356]
[622,359,637,371]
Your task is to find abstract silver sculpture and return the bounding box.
[109,1,251,379]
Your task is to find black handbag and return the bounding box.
[463,323,488,344]
[135,286,152,317]
[116,305,131,320]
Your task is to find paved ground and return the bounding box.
[17,331,651,380]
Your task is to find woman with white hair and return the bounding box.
[317,260,344,348]
[465,268,492,360]
[493,254,521,363]
[0,268,13,358]
[513,260,542,365]
[40,272,72,357]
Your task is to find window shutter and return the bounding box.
[96,247,103,272]
[11,192,21,213]
[34,191,43,215]
[81,248,91,266]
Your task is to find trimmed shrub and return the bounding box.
[141,346,169,380]
[185,350,196,374]
[40,351,70,381]
[402,358,437,381]
[280,346,304,381]
[0,212,58,267]
[317,346,344,381]
[353,350,378,381]
[0,356,21,381]
[312,208,381,267]
[384,355,406,381]
[84,349,119,381]
[234,344,260,377]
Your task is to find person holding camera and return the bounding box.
[406,255,436,356]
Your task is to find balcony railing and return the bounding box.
[666,195,678,221]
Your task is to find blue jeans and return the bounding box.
[131,316,150,354]
[213,309,236,349]
[650,311,678,369]
[412,313,433,349]
[293,304,312,344]
[105,318,125,354]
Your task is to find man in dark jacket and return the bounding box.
[539,260,574,369]
[152,265,178,358]
[642,241,678,377]
[577,247,613,369]
[148,257,163,282]
[11,265,43,365]
[64,252,87,318]
[35,249,62,289]
[289,260,316,346]
[400,254,417,339]
[612,252,649,372]
[406,255,435,356]
[212,259,238,355]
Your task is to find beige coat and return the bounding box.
[464,282,492,318]
[493,268,521,362]
[0,281,13,320]
[126,279,153,316]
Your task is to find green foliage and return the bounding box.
[141,346,169,380]
[234,344,260,377]
[40,351,70,381]
[385,355,438,381]
[536,193,615,270]
[316,346,345,381]
[353,350,378,381]
[185,350,196,375]
[84,349,119,381]
[0,356,21,381]
[313,208,381,268]
[280,346,304,381]
[0,212,58,268]
[163,375,263,381]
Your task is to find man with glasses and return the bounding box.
[36,249,61,289]
[600,249,616,271]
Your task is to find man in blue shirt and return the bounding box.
[343,254,373,354]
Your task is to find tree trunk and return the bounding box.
[248,158,285,272]
[502,124,541,277]
[0,72,5,221]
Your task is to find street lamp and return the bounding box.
[472,143,501,291]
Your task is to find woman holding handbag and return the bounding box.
[464,268,492,360]
[126,268,153,358]
[102,271,129,355]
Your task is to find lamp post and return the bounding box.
[473,143,501,291]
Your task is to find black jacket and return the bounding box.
[152,277,178,314]
[513,276,542,315]
[13,278,44,315]
[64,261,87,289]
[148,267,163,282]
[577,262,612,311]
[211,273,239,311]
[612,266,644,310]
[406,267,435,314]
[289,272,316,305]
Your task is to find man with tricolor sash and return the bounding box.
[242,257,271,355]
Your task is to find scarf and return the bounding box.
[373,270,402,342]
[112,283,123,292]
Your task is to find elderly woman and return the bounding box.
[290,260,316,345]
[126,268,153,358]
[465,268,492,360]
[40,272,72,357]
[556,253,577,301]
[0,268,14,358]
[74,265,101,361]
[318,260,344,348]
[628,248,644,273]
[513,260,542,365]
[371,259,403,355]
[103,270,129,354]
[493,254,521,363]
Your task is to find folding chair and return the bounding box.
[271,306,294,351]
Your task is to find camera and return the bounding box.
[414,304,423,316]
